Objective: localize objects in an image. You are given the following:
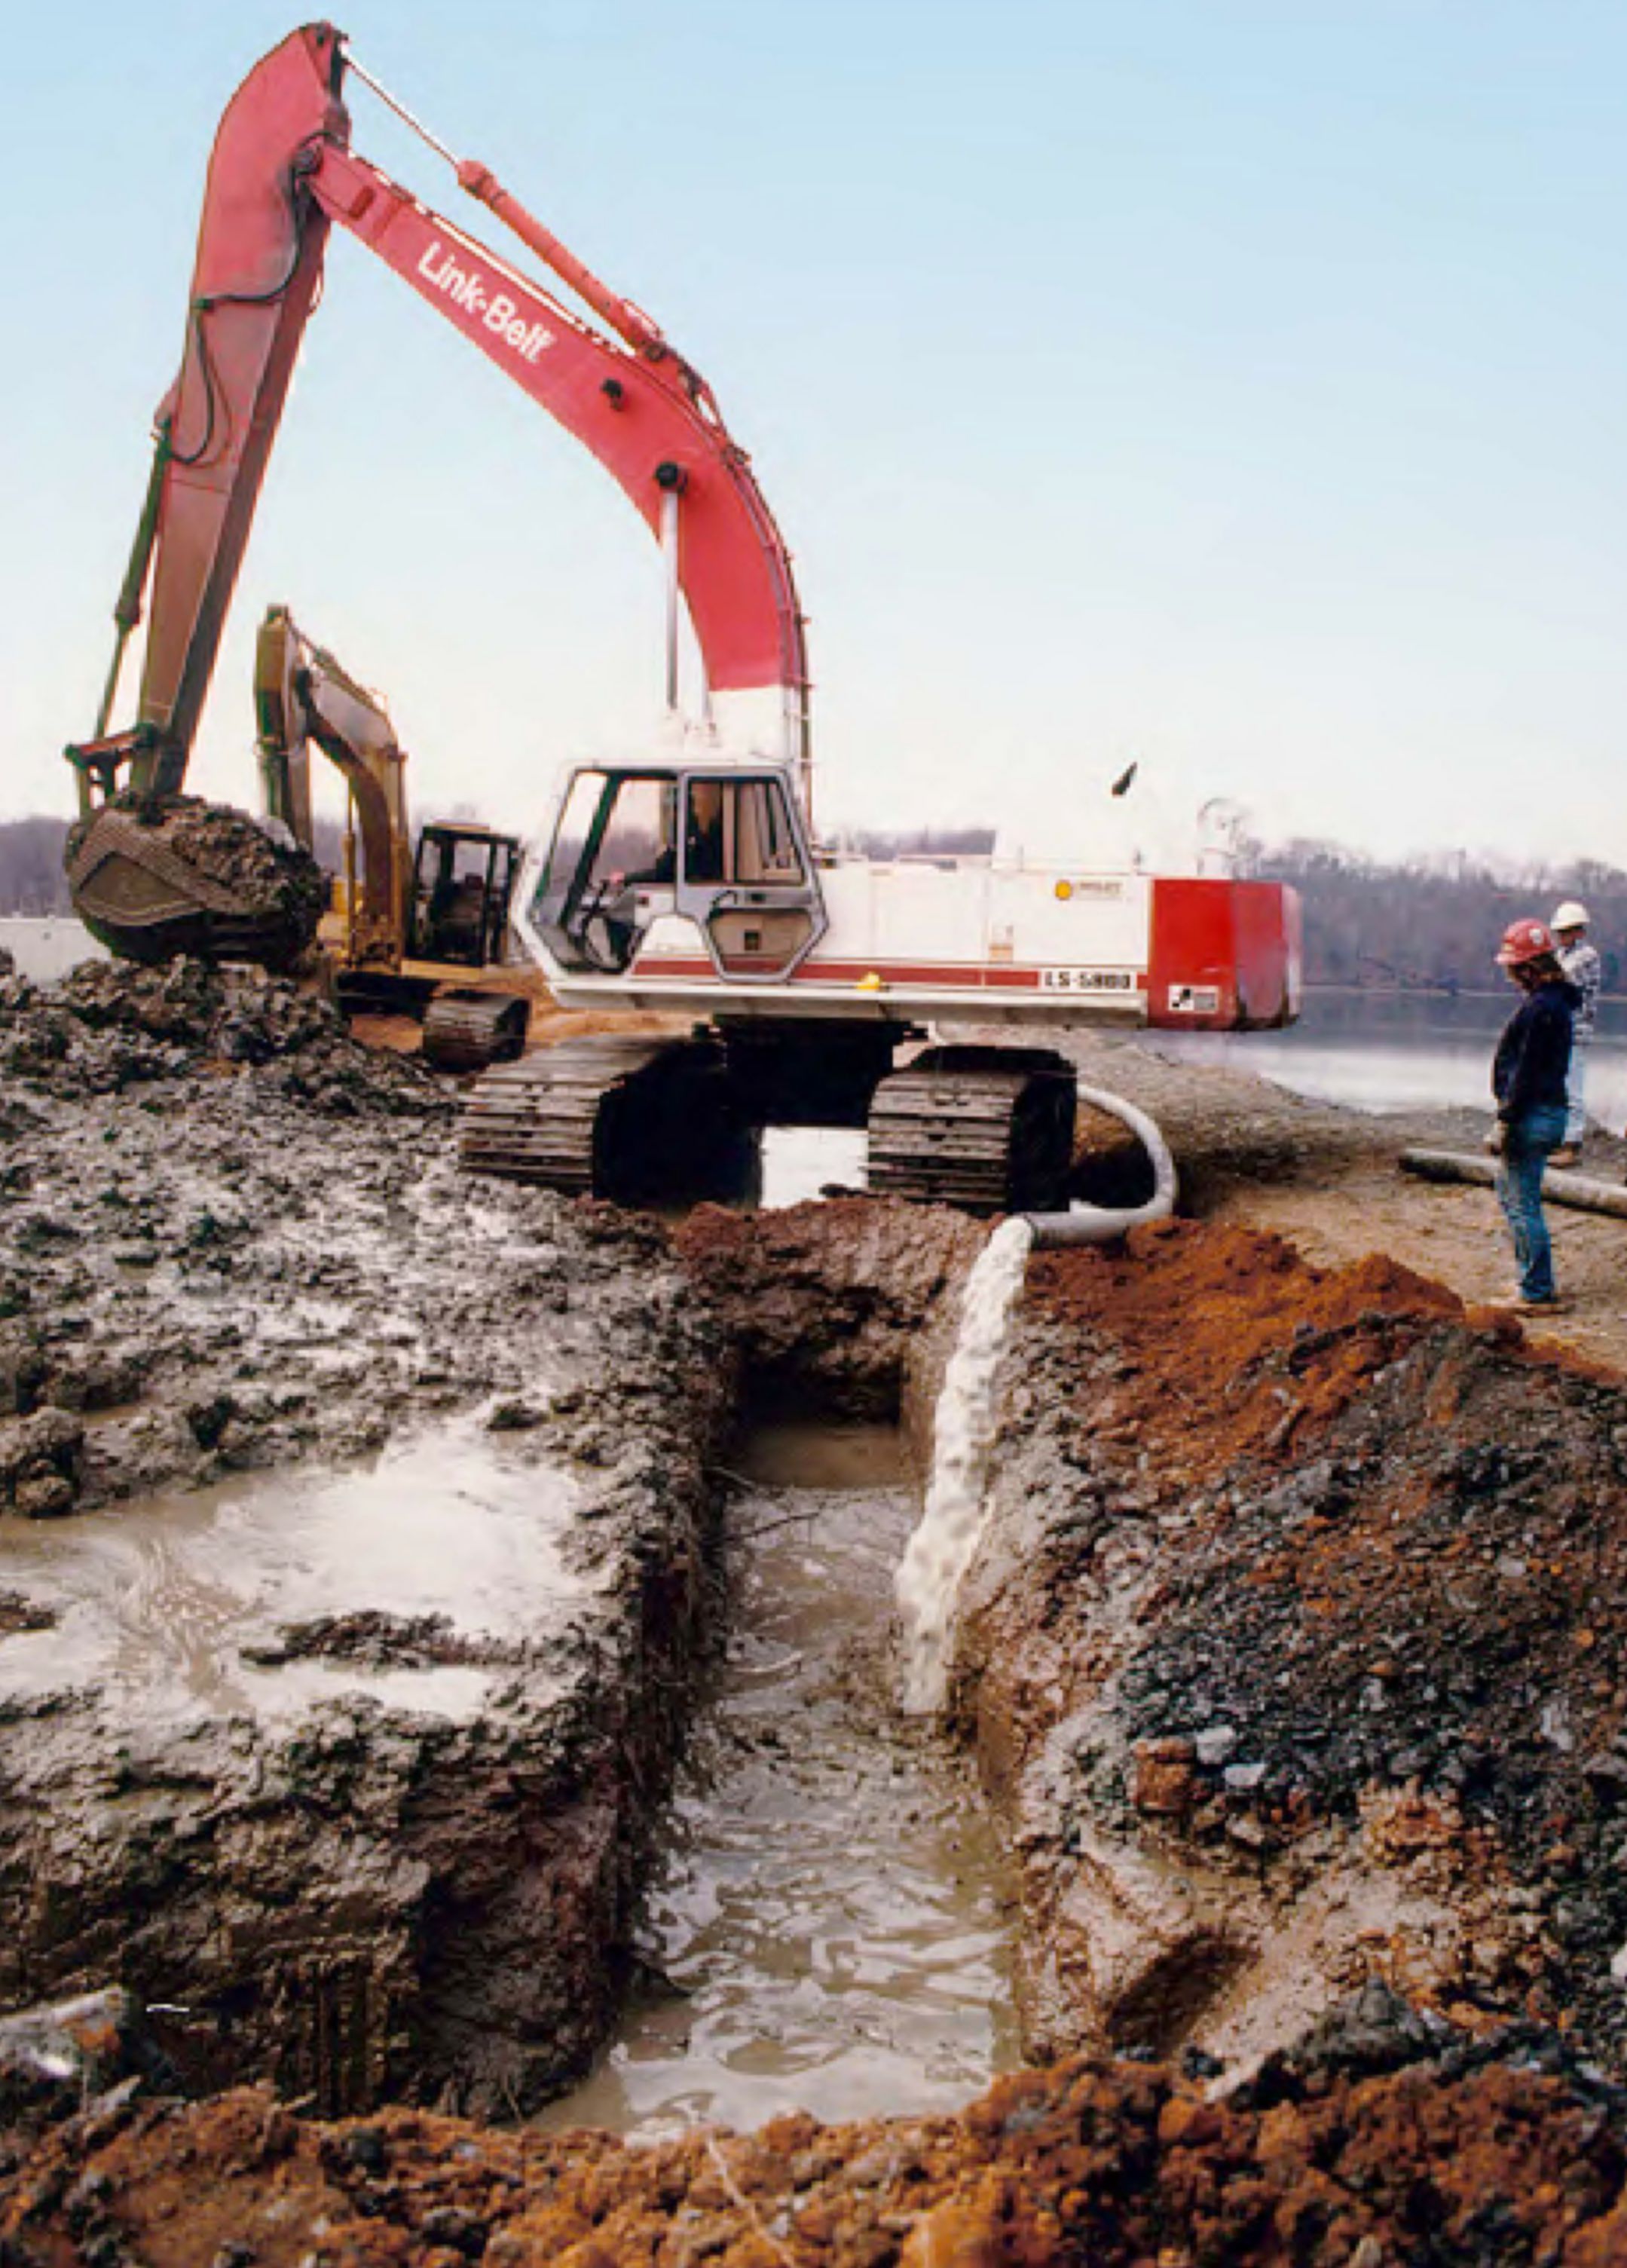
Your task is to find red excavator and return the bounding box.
[65,23,1301,1212]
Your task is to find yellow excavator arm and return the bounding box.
[253,607,411,973]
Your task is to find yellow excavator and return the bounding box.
[253,606,531,1071]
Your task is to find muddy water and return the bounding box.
[540,1420,1019,2140]
[0,1425,595,1726]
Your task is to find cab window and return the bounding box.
[590,776,677,889]
[683,777,806,887]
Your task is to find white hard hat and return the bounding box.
[1552,899,1590,931]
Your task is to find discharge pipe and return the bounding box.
[1022,1084,1179,1247]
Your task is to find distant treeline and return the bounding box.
[1253,841,1627,996]
[1,813,1619,992]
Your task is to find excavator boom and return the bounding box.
[66,24,811,966]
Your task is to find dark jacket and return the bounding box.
[1493,978,1579,1122]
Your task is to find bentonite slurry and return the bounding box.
[895,1215,1035,1711]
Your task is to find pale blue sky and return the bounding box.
[5,2,1623,867]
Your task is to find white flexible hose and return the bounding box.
[1021,1082,1178,1246]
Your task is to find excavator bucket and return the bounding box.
[65,797,326,972]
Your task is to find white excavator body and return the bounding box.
[518,758,1301,1036]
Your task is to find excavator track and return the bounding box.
[421,989,531,1073]
[458,1033,754,1204]
[867,1046,1077,1215]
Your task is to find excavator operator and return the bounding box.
[684,781,726,884]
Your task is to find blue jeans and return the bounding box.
[1496,1102,1567,1299]
[1565,1042,1589,1146]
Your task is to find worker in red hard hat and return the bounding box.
[1486,917,1580,1312]
[1549,899,1600,1165]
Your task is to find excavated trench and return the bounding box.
[539,1416,1020,2138]
[10,966,1627,2253]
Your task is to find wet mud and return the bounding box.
[0,963,735,2116]
[5,966,1627,2251]
[539,1422,1018,2139]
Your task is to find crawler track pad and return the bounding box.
[867,1046,1076,1214]
[459,1034,754,1204]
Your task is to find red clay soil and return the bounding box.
[1026,1217,1509,1478]
[6,2046,1627,2265]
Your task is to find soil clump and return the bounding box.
[5,2006,1627,2262]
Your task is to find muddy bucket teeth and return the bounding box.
[65,800,326,972]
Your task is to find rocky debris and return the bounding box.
[241,1610,527,1670]
[0,1593,53,1637]
[5,2019,1627,2263]
[0,1408,84,1517]
[0,954,448,1113]
[955,1216,1627,2075]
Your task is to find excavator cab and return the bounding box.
[531,763,826,983]
[409,824,521,969]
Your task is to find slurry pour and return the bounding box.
[895,1217,1034,1712]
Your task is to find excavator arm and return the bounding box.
[254,605,411,970]
[71,26,344,808]
[67,23,811,963]
[306,138,809,756]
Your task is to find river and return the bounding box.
[1156,986,1627,1127]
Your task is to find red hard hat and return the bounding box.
[1496,917,1557,969]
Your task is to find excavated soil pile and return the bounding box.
[6,2000,1627,2263]
[959,1217,1627,2071]
[1030,1219,1472,1472]
[0,956,445,1113]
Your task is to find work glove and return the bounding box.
[1483,1125,1506,1157]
